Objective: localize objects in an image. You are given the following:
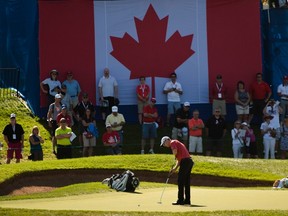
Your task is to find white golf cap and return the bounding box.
[55,93,62,99]
[10,113,16,118]
[160,136,170,147]
[112,106,118,112]
[106,123,112,128]
[184,102,190,107]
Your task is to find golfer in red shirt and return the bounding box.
[160,136,194,205]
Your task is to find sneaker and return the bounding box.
[141,150,145,154]
[149,149,155,154]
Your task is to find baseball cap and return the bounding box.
[55,94,62,99]
[61,104,67,110]
[61,83,67,89]
[284,75,288,80]
[59,118,66,123]
[50,69,58,75]
[160,136,170,147]
[112,106,118,112]
[216,74,222,79]
[67,71,73,75]
[184,102,190,107]
[10,113,16,119]
[151,98,156,103]
[241,122,248,127]
[106,123,112,128]
[170,72,177,78]
[82,92,88,98]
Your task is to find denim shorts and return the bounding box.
[142,123,157,139]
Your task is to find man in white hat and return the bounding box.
[160,136,194,206]
[171,102,191,146]
[105,106,125,153]
[2,113,25,164]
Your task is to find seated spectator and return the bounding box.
[105,106,125,151]
[29,126,44,161]
[171,102,190,146]
[40,69,61,105]
[102,123,121,155]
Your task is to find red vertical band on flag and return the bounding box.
[207,0,262,102]
[38,0,96,107]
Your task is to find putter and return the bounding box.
[158,161,175,204]
[158,175,170,204]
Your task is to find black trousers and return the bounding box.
[177,158,194,202]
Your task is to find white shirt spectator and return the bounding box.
[163,81,182,102]
[98,75,118,97]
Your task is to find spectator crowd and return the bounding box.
[2,68,288,164]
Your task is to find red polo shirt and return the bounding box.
[250,81,271,100]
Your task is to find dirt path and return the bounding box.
[0,187,287,212]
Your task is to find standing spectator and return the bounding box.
[250,73,272,123]
[73,92,95,146]
[277,75,288,122]
[40,69,61,105]
[136,76,150,124]
[29,126,44,161]
[231,120,245,159]
[160,136,194,206]
[260,115,276,159]
[205,108,227,157]
[62,71,81,109]
[211,74,227,118]
[280,115,288,159]
[82,108,97,157]
[2,113,24,164]
[98,68,119,121]
[171,102,190,146]
[102,123,121,155]
[263,99,282,156]
[55,118,72,159]
[56,105,72,127]
[60,83,73,125]
[141,98,158,154]
[47,93,62,155]
[188,109,205,155]
[242,122,258,158]
[163,72,183,126]
[234,81,250,122]
[105,106,125,152]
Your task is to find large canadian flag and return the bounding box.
[39,0,262,107]
[94,0,208,105]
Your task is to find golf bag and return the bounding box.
[102,170,140,192]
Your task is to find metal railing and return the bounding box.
[0,68,20,97]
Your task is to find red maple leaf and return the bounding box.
[110,4,195,96]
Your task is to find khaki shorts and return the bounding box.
[189,136,203,153]
[83,135,96,147]
[138,100,148,113]
[235,104,249,115]
[213,99,226,115]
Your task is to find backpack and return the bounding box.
[102,170,140,192]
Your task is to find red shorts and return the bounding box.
[7,143,22,159]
